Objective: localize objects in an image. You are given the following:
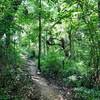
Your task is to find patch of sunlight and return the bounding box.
[68,75,77,81]
[42,1,49,8]
[77,61,84,66]
[76,61,87,74]
[56,24,64,32]
[27,6,34,13]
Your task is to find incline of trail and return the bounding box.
[24,57,72,100]
[26,58,64,100]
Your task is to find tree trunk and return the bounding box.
[38,0,42,72]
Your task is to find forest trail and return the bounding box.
[26,58,65,100]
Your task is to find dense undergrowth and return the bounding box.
[41,50,100,100]
[0,0,100,100]
[0,46,40,100]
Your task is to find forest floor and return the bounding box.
[25,57,73,100]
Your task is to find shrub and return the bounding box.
[73,87,100,100]
[0,65,41,100]
[41,51,63,79]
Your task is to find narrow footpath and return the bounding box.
[26,58,72,100]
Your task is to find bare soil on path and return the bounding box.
[26,58,73,100]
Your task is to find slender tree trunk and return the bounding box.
[38,0,42,71]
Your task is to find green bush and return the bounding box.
[0,65,37,100]
[73,87,100,100]
[41,51,63,79]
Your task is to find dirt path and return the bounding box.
[25,58,72,100]
[26,59,65,100]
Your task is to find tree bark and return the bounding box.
[38,0,42,72]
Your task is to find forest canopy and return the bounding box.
[0,0,100,100]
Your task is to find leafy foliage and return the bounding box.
[0,0,100,99]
